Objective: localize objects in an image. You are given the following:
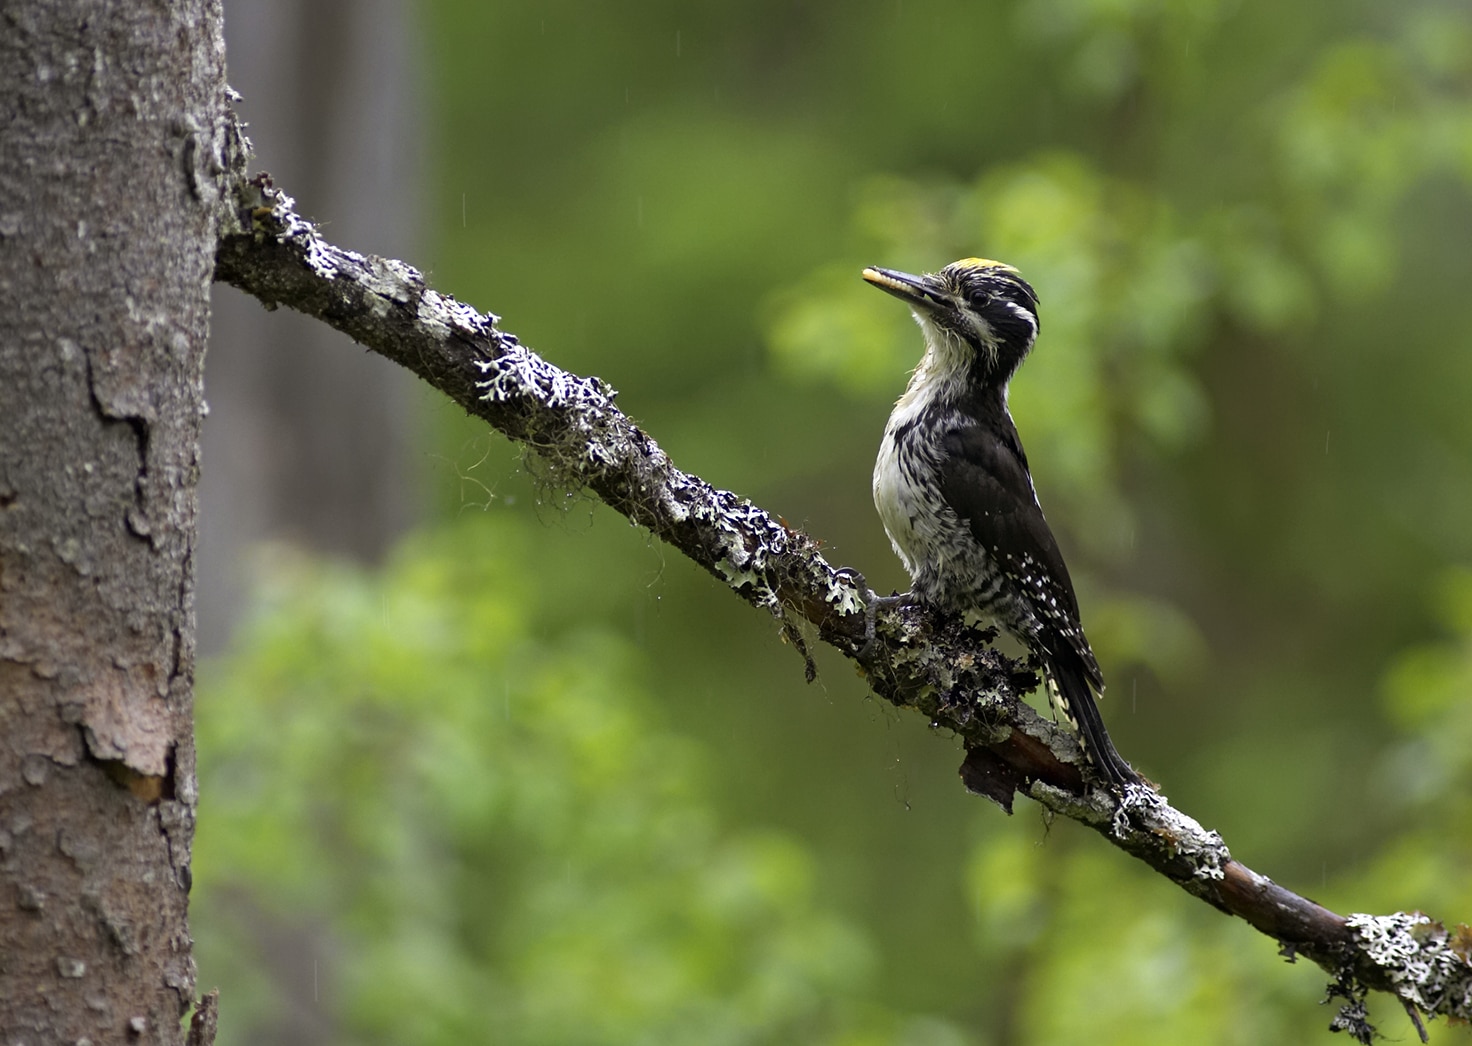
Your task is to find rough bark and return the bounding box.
[0,3,229,1042]
[215,177,1472,1042]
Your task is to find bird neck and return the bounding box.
[899,327,1011,418]
[903,312,999,392]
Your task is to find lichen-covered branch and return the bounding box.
[212,172,1471,1041]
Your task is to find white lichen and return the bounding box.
[362,256,420,303]
[1112,786,1229,879]
[657,485,691,524]
[709,515,777,607]
[302,235,346,282]
[417,289,494,339]
[476,346,615,414]
[1347,912,1472,1017]
[825,574,864,616]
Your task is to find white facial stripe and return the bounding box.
[1003,300,1038,340]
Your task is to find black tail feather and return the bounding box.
[1047,660,1141,787]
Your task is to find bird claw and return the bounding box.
[844,571,912,664]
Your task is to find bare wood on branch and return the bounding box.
[212,171,1471,1041]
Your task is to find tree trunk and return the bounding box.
[0,2,226,1042]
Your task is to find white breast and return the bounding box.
[872,425,921,577]
[872,320,972,581]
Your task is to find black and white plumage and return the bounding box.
[865,258,1140,787]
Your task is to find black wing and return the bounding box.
[938,411,1140,785]
[935,410,1103,690]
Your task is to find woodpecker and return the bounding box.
[865,258,1141,787]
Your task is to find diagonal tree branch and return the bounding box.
[213,170,1471,1042]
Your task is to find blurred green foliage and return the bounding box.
[195,525,897,1043]
[197,0,1472,1042]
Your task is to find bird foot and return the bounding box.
[848,575,913,663]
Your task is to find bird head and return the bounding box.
[862,258,1041,385]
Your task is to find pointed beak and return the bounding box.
[862,266,956,316]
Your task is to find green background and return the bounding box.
[196,2,1472,1042]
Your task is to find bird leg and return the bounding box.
[843,570,913,663]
